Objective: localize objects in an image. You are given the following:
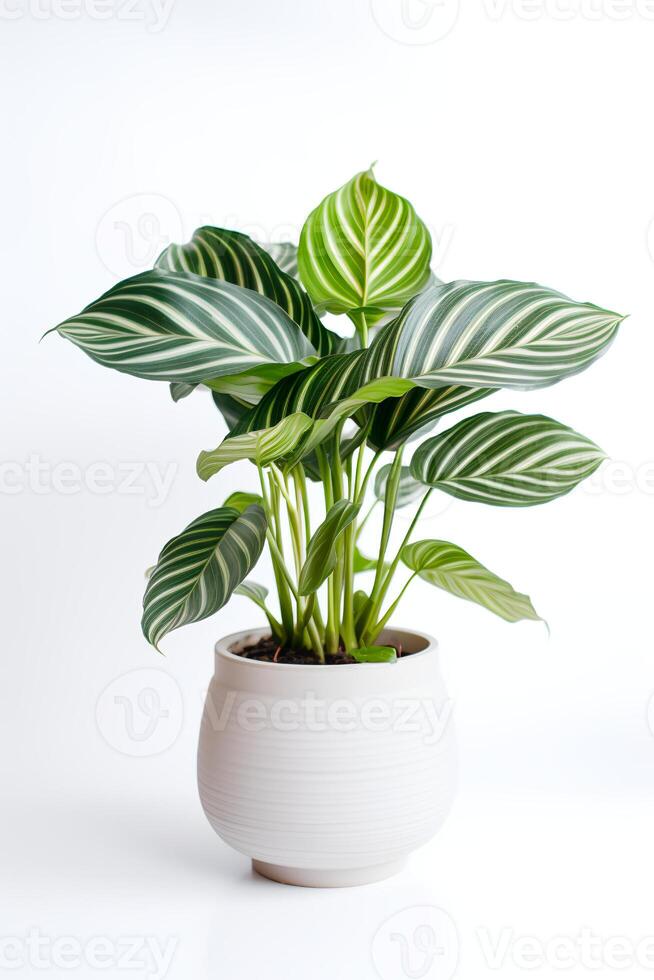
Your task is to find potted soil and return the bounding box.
[52,168,624,886]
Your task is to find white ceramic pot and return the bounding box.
[197,626,456,887]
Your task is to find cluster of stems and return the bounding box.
[253,313,432,661]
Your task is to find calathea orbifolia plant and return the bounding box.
[54,169,624,663]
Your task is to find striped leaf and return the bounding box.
[170,381,197,401]
[410,411,606,506]
[374,464,424,508]
[365,385,493,451]
[142,504,266,649]
[298,500,360,595]
[156,227,338,355]
[230,277,623,459]
[402,540,541,623]
[365,280,624,391]
[229,351,369,443]
[56,269,316,388]
[197,412,313,480]
[298,169,432,324]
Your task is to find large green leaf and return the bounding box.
[365,280,624,391]
[411,410,606,506]
[333,277,623,451]
[197,412,313,480]
[221,279,624,463]
[298,169,432,324]
[298,500,360,595]
[56,269,316,387]
[402,540,541,623]
[142,505,266,649]
[374,464,424,508]
[156,227,338,356]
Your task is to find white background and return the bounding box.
[2,1,654,977]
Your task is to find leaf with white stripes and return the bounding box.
[156,227,338,355]
[56,269,316,388]
[365,280,624,392]
[374,464,424,508]
[197,412,313,480]
[298,168,432,324]
[365,385,494,451]
[402,540,541,623]
[230,350,368,434]
[142,504,267,650]
[170,381,197,401]
[411,411,606,506]
[298,500,360,595]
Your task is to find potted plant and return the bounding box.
[53,168,624,887]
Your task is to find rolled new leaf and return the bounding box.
[197,412,313,480]
[55,269,316,389]
[402,540,541,623]
[142,504,267,650]
[298,500,360,595]
[298,168,432,323]
[410,411,606,506]
[156,227,338,356]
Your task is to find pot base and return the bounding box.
[252,858,406,888]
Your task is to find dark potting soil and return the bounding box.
[232,635,408,665]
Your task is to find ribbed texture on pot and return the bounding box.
[197,628,456,872]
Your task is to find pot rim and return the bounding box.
[214,625,438,670]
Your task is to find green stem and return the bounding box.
[367,447,404,608]
[348,309,369,347]
[257,463,295,638]
[317,445,339,654]
[366,574,417,641]
[364,488,432,641]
